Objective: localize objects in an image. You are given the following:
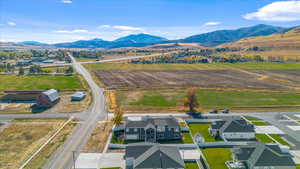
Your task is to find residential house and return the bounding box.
[125,116,181,142]
[209,118,255,141]
[36,89,60,107]
[125,143,185,169]
[227,143,296,169]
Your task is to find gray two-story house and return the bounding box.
[125,116,181,142]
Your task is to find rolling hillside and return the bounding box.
[219,27,300,50]
[179,24,289,47]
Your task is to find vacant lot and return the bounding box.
[82,122,113,153]
[0,118,75,169]
[0,75,84,92]
[116,89,300,113]
[94,70,288,90]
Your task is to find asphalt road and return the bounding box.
[43,54,107,169]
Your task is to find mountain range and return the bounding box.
[14,24,296,49]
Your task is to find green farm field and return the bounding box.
[116,89,300,113]
[0,75,84,92]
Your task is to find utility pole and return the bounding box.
[72,150,76,169]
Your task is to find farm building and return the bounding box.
[71,92,86,101]
[36,89,60,107]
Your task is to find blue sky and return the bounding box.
[1,0,300,43]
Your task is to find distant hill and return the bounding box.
[115,33,167,43]
[18,41,48,46]
[219,26,300,50]
[54,38,111,48]
[178,24,289,47]
[54,34,167,49]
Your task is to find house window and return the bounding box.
[134,128,138,132]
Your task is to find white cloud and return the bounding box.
[203,22,221,26]
[55,29,88,33]
[244,0,300,22]
[7,22,16,26]
[62,0,72,4]
[98,25,143,31]
[98,25,111,29]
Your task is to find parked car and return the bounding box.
[222,109,230,114]
[209,109,218,114]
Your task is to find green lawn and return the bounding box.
[243,116,268,126]
[0,75,84,91]
[130,95,177,107]
[202,148,232,169]
[84,62,300,71]
[188,123,217,142]
[269,134,290,146]
[185,162,199,169]
[182,132,194,144]
[256,134,275,143]
[296,164,300,169]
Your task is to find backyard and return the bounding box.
[202,148,232,169]
[188,123,218,142]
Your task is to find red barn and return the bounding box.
[36,89,60,107]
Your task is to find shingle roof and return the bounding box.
[212,118,255,133]
[43,89,59,102]
[125,143,185,169]
[234,143,295,167]
[125,117,179,128]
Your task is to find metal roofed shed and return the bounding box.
[71,91,86,101]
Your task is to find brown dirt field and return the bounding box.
[94,70,288,90]
[250,70,300,84]
[81,122,113,153]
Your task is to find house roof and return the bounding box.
[125,117,180,128]
[42,89,60,102]
[212,118,255,133]
[72,92,86,98]
[125,143,185,169]
[233,143,295,167]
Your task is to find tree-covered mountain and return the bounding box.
[178,24,290,47]
[54,38,111,48]
[53,34,167,48]
[11,24,296,49]
[114,33,167,43]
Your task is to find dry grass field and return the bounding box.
[220,27,300,50]
[0,118,75,169]
[82,122,113,153]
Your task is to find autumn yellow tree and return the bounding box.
[183,88,199,113]
[111,107,124,126]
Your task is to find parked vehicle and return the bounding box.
[222,109,230,114]
[209,109,218,114]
